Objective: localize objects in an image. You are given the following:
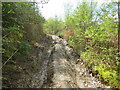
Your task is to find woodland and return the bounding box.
[2,1,120,88]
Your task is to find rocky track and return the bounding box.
[4,35,111,88]
[38,35,110,88]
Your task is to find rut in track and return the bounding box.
[39,35,110,88]
[2,34,111,88]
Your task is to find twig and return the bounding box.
[1,49,19,69]
[3,31,13,38]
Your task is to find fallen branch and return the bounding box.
[1,49,19,69]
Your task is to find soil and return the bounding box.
[2,35,111,88]
[41,35,110,88]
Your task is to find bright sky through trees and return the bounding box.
[36,0,118,19]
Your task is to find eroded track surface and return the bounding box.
[40,35,110,88]
[2,34,111,88]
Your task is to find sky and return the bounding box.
[37,0,77,19]
[35,0,117,20]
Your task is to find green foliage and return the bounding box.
[43,17,65,36]
[44,1,119,88]
[93,64,119,88]
[82,5,119,85]
[4,1,118,88]
[2,2,44,61]
[2,2,45,85]
[67,2,95,53]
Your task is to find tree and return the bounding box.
[118,1,120,53]
[43,16,64,35]
[2,2,45,87]
[64,1,119,88]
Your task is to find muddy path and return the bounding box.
[39,35,110,88]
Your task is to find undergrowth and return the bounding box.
[81,49,120,88]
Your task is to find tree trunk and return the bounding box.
[118,1,120,53]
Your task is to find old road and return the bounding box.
[11,35,110,88]
[35,35,110,88]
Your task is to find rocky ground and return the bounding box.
[40,35,110,88]
[3,35,111,88]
